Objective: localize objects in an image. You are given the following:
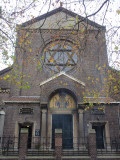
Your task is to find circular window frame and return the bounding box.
[42,40,78,73]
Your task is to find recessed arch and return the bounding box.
[48,88,77,103]
[47,88,79,149]
[48,88,77,110]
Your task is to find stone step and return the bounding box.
[27,150,54,156]
[2,150,18,156]
[97,151,120,156]
[62,150,89,156]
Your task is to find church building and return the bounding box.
[0,7,120,160]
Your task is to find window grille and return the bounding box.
[19,108,33,114]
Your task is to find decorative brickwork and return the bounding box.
[55,129,62,160]
[88,129,97,160]
[18,128,28,160]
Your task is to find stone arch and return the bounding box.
[40,83,82,103]
[48,88,77,103]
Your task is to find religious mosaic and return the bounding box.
[49,92,76,109]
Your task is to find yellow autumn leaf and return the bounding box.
[29,48,32,52]
[3,74,10,80]
[88,77,91,80]
[116,9,120,15]
[76,15,79,23]
[49,57,54,63]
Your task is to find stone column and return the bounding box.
[0,110,5,148]
[78,109,84,148]
[41,109,47,148]
[19,128,28,160]
[88,126,97,160]
[105,122,110,149]
[55,129,62,160]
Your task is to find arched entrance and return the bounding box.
[48,89,77,149]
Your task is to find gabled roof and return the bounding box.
[21,7,105,30]
[39,71,85,87]
[0,66,13,76]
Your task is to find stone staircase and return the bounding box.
[62,150,89,156]
[1,149,18,156]
[97,150,120,156]
[27,149,55,157]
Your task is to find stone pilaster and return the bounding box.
[0,110,5,148]
[41,109,47,148]
[78,109,84,148]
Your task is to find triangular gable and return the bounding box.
[21,7,105,30]
[0,66,12,76]
[39,71,85,87]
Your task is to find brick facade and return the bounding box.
[0,6,120,160]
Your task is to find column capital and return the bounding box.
[0,110,5,115]
[78,109,83,114]
[41,109,47,114]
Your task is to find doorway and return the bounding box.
[52,114,73,149]
[19,123,32,149]
[92,124,105,149]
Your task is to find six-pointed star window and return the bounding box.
[43,40,78,72]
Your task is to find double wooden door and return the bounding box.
[52,114,73,149]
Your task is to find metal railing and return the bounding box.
[1,136,120,157]
[97,137,120,154]
[27,137,88,149]
[27,137,54,156]
[0,136,19,156]
[62,137,89,156]
[27,137,89,156]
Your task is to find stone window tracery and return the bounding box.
[43,40,78,72]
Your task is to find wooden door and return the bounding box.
[52,114,73,149]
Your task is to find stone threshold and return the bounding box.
[62,156,90,159]
[0,156,18,159]
[26,156,54,159]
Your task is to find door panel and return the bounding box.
[52,114,73,149]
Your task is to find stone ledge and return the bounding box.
[26,156,54,159]
[55,129,62,134]
[0,156,18,159]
